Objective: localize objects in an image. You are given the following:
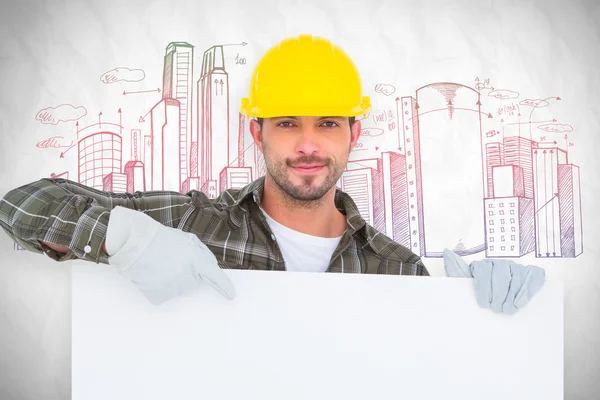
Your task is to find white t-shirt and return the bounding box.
[262,211,343,273]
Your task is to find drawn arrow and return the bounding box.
[228,142,254,167]
[527,96,561,140]
[98,111,102,128]
[507,119,556,125]
[220,79,224,95]
[214,79,219,96]
[50,171,69,179]
[220,42,248,47]
[123,88,161,96]
[139,109,151,123]
[538,141,558,145]
[60,143,77,158]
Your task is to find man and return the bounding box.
[0,35,544,312]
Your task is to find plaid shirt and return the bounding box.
[0,176,429,276]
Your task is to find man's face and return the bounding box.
[250,116,362,202]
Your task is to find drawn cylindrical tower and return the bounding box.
[414,83,485,256]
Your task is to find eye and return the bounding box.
[276,121,296,128]
[321,121,339,128]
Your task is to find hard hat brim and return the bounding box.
[240,97,371,118]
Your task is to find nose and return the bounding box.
[295,125,320,155]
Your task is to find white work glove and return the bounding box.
[104,206,236,305]
[443,249,545,314]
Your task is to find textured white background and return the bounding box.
[0,0,598,399]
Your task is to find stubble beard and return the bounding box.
[262,143,349,210]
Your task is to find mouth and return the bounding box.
[291,164,325,174]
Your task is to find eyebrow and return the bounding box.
[273,116,298,120]
[317,116,345,120]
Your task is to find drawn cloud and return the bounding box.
[100,67,146,84]
[374,83,396,96]
[35,104,87,125]
[360,128,384,137]
[537,123,573,133]
[488,89,519,99]
[519,98,549,108]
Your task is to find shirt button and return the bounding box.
[84,245,91,253]
[270,233,276,241]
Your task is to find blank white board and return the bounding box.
[72,265,563,400]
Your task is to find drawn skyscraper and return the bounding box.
[220,167,252,192]
[485,142,504,198]
[198,45,230,197]
[381,151,410,248]
[125,128,146,192]
[343,158,385,234]
[162,42,194,187]
[78,131,122,190]
[401,96,425,256]
[532,146,567,257]
[503,136,534,199]
[143,135,152,191]
[484,164,535,257]
[149,98,181,192]
[130,129,143,161]
[557,164,583,257]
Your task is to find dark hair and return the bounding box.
[256,117,356,128]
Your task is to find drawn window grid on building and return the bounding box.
[230,172,249,188]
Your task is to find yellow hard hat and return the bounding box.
[240,35,371,118]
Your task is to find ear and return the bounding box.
[350,118,361,149]
[443,248,473,278]
[249,119,264,153]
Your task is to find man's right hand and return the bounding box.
[104,206,236,305]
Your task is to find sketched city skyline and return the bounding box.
[35,41,582,260]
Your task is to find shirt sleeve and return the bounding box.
[0,178,200,265]
[414,258,430,276]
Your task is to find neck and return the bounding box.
[261,176,347,238]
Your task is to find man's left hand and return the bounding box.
[443,249,546,314]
